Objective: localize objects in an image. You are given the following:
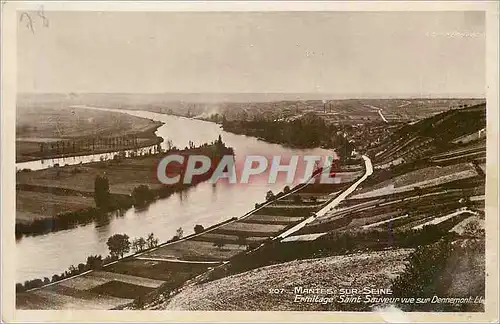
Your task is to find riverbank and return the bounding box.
[16,122,164,163]
[196,116,354,158]
[16,140,234,237]
[16,103,165,163]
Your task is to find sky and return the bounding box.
[17,11,486,97]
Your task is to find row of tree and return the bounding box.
[39,136,141,154]
[16,232,162,293]
[17,221,212,293]
[16,254,117,293]
[106,232,161,258]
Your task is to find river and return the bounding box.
[16,107,333,283]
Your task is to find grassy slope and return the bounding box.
[158,248,413,311]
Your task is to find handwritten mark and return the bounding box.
[37,5,49,27]
[19,12,34,34]
[19,5,49,34]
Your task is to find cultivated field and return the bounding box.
[16,103,162,162]
[214,222,287,236]
[17,288,133,310]
[297,159,485,236]
[16,157,164,196]
[104,259,211,282]
[16,268,167,310]
[242,214,306,225]
[139,241,248,261]
[192,233,268,244]
[351,163,477,199]
[89,281,154,300]
[16,190,95,224]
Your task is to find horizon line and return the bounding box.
[17,92,486,99]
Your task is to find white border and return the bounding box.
[1,1,498,323]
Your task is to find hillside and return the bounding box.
[148,103,487,311]
[364,103,486,168]
[156,249,413,311]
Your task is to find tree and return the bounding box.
[86,255,103,269]
[176,227,184,239]
[68,264,78,275]
[166,139,174,151]
[94,175,110,209]
[137,237,147,250]
[77,263,86,273]
[106,234,130,258]
[131,239,140,253]
[266,190,275,201]
[146,232,159,249]
[43,277,50,285]
[194,224,205,234]
[132,237,147,252]
[283,185,291,194]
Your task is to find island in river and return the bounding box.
[16,138,234,238]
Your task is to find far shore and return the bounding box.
[16,122,164,163]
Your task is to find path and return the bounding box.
[412,208,478,230]
[276,155,373,240]
[364,104,389,123]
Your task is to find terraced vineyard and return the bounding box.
[366,103,486,169]
[291,157,485,239]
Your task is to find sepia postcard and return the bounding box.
[1,1,499,323]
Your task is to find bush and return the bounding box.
[392,239,453,299]
[132,185,155,207]
[194,224,205,234]
[86,255,104,269]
